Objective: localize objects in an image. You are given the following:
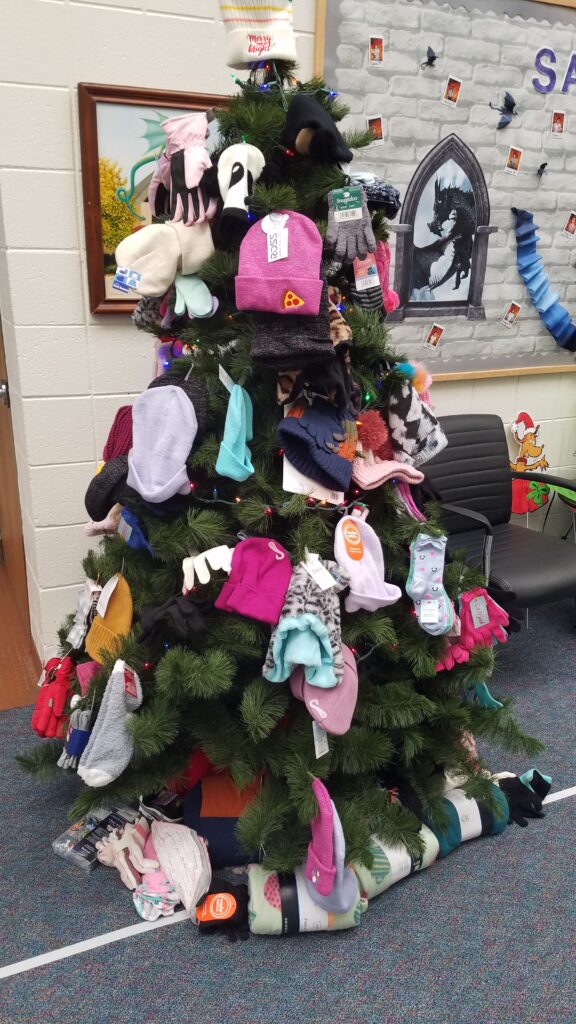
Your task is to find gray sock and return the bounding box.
[78,659,142,788]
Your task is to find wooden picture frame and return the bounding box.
[78,83,224,314]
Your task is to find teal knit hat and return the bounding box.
[215,384,254,482]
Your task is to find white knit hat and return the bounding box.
[219,0,297,69]
[127,385,197,502]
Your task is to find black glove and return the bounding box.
[196,879,250,942]
[138,594,208,646]
[497,775,546,828]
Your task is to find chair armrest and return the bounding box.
[511,470,576,491]
[441,502,493,585]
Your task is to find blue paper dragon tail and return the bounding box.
[511,207,576,352]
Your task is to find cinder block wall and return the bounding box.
[331,0,576,537]
[0,0,316,659]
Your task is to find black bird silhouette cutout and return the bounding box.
[421,46,437,69]
[490,91,518,128]
[537,162,548,179]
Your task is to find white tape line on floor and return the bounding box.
[0,909,189,981]
[1,786,574,981]
[543,785,576,804]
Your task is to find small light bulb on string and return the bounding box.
[306,496,316,506]
[353,488,361,498]
[350,646,358,657]
[163,360,171,370]
[247,211,256,222]
[329,90,338,98]
[364,391,372,403]
[264,506,273,516]
[235,496,242,504]
[163,642,171,650]
[284,148,295,157]
[277,447,285,457]
[213,487,219,501]
[319,499,327,506]
[189,481,196,491]
[143,661,152,671]
[241,132,249,143]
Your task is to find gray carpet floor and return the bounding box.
[0,601,574,1024]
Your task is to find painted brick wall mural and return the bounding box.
[326,0,576,370]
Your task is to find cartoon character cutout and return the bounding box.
[509,411,549,514]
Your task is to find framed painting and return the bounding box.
[78,83,224,314]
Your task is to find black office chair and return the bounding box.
[423,414,576,608]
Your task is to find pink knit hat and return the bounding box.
[290,644,358,736]
[352,445,425,490]
[235,212,323,316]
[215,538,292,625]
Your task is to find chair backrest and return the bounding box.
[424,414,512,532]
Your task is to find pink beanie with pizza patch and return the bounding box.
[235,212,323,316]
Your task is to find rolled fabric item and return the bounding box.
[425,783,509,858]
[248,865,366,935]
[353,825,440,899]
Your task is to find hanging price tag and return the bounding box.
[332,186,363,222]
[312,721,330,759]
[353,253,380,292]
[267,229,289,262]
[469,595,489,629]
[420,599,439,624]
[301,552,338,591]
[113,267,141,293]
[218,364,235,393]
[117,516,132,543]
[96,575,119,617]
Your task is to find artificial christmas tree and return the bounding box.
[21,56,543,930]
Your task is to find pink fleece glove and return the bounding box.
[375,241,400,314]
[436,588,509,671]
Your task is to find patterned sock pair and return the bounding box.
[406,533,454,636]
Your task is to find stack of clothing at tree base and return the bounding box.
[91,757,546,938]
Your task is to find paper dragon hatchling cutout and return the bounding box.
[509,411,549,514]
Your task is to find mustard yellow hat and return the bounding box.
[85,573,133,663]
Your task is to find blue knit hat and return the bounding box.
[215,384,254,482]
[277,398,357,493]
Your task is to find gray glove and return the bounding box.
[325,188,376,262]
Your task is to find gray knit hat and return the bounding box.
[250,283,334,370]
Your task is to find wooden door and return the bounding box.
[0,316,39,707]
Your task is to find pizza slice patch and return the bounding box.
[282,289,305,309]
